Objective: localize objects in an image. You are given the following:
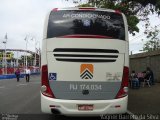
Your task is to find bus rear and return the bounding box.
[41,7,129,115]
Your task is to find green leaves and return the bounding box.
[127,16,139,35]
[78,0,160,35]
[74,0,160,38]
[141,27,160,52]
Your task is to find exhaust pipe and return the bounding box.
[51,109,61,115]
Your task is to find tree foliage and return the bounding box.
[65,0,160,35]
[141,26,160,52]
[20,55,34,66]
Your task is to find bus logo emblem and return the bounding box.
[83,20,91,27]
[80,64,93,79]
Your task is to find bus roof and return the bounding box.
[52,7,122,14]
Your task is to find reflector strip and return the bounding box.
[79,8,95,10]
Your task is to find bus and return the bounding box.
[41,7,129,115]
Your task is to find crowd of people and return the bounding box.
[130,67,155,88]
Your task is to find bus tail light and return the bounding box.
[41,65,55,98]
[115,66,129,99]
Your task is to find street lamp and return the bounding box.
[36,41,41,68]
[31,37,40,67]
[24,36,29,69]
[31,37,37,67]
[2,33,7,74]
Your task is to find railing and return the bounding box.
[0,67,40,75]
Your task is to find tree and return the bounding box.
[20,54,34,66]
[65,0,160,35]
[141,26,160,52]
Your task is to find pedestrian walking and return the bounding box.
[15,68,20,82]
[25,67,31,82]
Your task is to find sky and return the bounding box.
[0,0,160,56]
[0,0,79,52]
[129,14,160,54]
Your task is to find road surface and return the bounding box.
[0,75,132,120]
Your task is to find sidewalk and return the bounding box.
[128,83,160,114]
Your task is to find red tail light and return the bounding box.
[115,66,129,99]
[115,10,121,14]
[52,8,58,12]
[41,65,55,98]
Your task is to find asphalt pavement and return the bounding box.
[0,75,112,120]
[0,75,41,114]
[1,75,152,120]
[128,82,160,114]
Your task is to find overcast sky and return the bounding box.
[129,14,160,54]
[0,0,78,52]
[0,0,160,55]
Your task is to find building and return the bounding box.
[0,52,14,60]
[130,50,160,83]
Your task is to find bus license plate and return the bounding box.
[78,104,94,111]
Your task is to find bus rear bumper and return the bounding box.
[41,93,128,116]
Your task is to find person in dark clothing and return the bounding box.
[146,67,155,85]
[15,68,20,82]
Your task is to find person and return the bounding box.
[25,67,31,82]
[137,71,145,86]
[15,68,20,82]
[146,67,155,85]
[130,70,140,88]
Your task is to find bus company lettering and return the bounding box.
[69,84,102,91]
[63,14,111,20]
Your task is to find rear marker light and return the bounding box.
[115,105,121,108]
[52,8,58,12]
[50,105,56,108]
[115,10,121,14]
[50,105,60,108]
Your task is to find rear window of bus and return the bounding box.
[47,10,125,40]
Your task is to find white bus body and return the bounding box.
[41,7,129,116]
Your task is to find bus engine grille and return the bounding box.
[53,48,119,62]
